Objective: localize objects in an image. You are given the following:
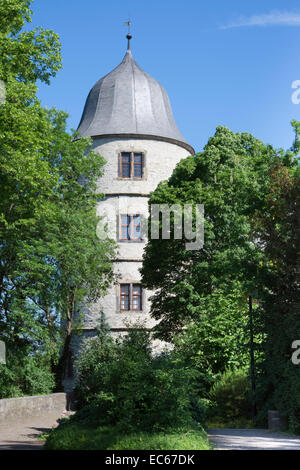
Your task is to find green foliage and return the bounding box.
[74,328,197,432]
[209,369,251,422]
[141,126,279,339]
[189,397,214,424]
[45,423,211,450]
[0,297,56,398]
[0,0,62,395]
[0,0,115,394]
[73,327,119,410]
[0,0,61,84]
[141,124,299,432]
[0,355,54,398]
[252,156,300,432]
[173,285,254,395]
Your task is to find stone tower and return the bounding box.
[77,35,194,348]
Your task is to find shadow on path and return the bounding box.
[0,411,64,450]
[0,440,45,450]
[208,428,300,450]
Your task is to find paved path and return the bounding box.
[208,428,300,450]
[2,418,300,451]
[0,411,63,450]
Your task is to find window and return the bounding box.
[134,154,143,178]
[120,152,144,179]
[132,284,142,311]
[120,214,142,241]
[120,283,143,311]
[120,284,130,310]
[120,215,130,240]
[120,152,131,178]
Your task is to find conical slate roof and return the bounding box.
[77,40,194,154]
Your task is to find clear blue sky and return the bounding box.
[29,0,300,153]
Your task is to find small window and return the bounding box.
[120,153,131,178]
[133,215,141,240]
[132,284,142,311]
[133,154,143,178]
[120,284,130,310]
[120,283,143,311]
[120,215,131,240]
[119,152,144,179]
[120,214,142,241]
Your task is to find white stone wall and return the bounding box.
[92,137,190,195]
[96,195,148,260]
[84,137,190,332]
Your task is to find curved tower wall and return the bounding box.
[82,137,190,336]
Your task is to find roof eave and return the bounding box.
[85,132,195,155]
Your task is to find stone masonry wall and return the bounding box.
[0,393,67,422]
[82,137,190,333]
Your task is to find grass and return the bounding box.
[45,422,211,450]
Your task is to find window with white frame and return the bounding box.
[120,283,143,311]
[120,214,142,241]
[119,152,144,179]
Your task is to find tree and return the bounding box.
[10,109,117,387]
[0,1,116,394]
[141,126,279,339]
[251,140,300,431]
[0,0,63,396]
[141,124,299,428]
[0,0,62,305]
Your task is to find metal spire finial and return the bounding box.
[124,21,132,50]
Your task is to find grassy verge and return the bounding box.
[45,422,211,450]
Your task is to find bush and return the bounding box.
[0,354,55,399]
[190,397,213,424]
[73,328,119,410]
[209,369,251,422]
[74,328,198,431]
[172,287,251,397]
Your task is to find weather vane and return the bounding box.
[124,20,132,50]
[124,20,131,34]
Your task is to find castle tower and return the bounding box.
[77,35,194,348]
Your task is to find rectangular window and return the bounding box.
[121,152,131,178]
[120,283,143,311]
[120,152,144,179]
[120,215,131,240]
[120,284,130,310]
[133,215,141,240]
[132,284,142,311]
[120,214,142,241]
[133,153,143,178]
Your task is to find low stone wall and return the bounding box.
[0,393,67,422]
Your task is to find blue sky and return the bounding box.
[29,0,300,153]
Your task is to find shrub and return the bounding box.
[74,328,198,431]
[209,369,251,422]
[0,354,55,399]
[172,287,251,397]
[190,397,214,424]
[74,328,119,409]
